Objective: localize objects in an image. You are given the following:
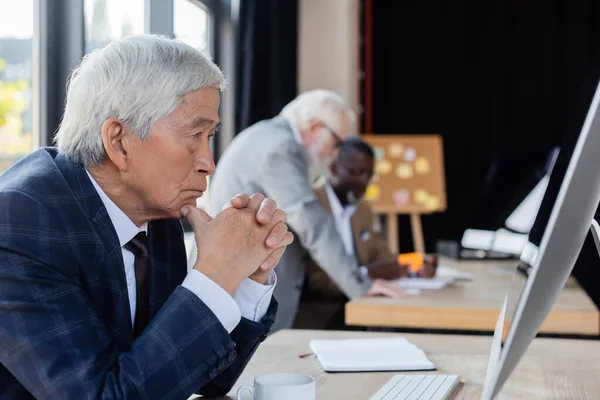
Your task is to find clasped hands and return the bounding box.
[181,193,293,296]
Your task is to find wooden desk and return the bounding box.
[346,259,599,336]
[223,330,600,399]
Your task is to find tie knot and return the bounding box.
[125,232,148,258]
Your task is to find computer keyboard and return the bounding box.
[369,374,461,400]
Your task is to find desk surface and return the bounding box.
[223,329,600,400]
[346,259,599,335]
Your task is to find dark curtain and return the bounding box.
[235,0,298,133]
[366,0,600,246]
[365,0,600,306]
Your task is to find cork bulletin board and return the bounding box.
[361,134,447,214]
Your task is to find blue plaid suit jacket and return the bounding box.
[0,148,277,399]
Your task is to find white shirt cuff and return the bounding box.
[233,270,277,322]
[359,265,369,278]
[182,269,241,333]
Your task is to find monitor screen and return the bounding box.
[504,147,559,234]
[459,146,559,257]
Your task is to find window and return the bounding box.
[0,0,36,174]
[174,0,212,55]
[84,0,145,53]
[174,0,215,211]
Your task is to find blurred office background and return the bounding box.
[1,0,600,306]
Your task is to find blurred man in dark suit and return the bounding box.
[296,138,437,329]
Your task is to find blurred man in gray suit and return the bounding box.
[207,90,405,331]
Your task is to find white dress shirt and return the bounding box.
[86,171,276,333]
[324,182,357,255]
[324,181,371,277]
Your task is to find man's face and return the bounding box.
[311,116,349,158]
[331,149,374,204]
[306,116,350,181]
[123,87,219,219]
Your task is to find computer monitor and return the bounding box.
[458,147,559,259]
[483,71,600,398]
[467,147,559,232]
[504,147,559,234]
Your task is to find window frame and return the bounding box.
[37,0,234,158]
[0,0,42,170]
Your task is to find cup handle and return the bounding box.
[236,385,254,399]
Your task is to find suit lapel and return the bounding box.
[315,186,332,215]
[54,151,133,345]
[316,185,370,264]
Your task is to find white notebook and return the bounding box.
[309,337,436,372]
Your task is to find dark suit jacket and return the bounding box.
[293,185,395,330]
[0,148,277,399]
[306,184,396,299]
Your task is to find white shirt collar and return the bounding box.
[325,181,357,219]
[86,170,147,247]
[282,115,304,146]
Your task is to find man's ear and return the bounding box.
[101,118,129,171]
[307,119,321,131]
[305,120,322,140]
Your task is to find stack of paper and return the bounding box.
[393,276,455,290]
[309,337,436,372]
[392,265,476,291]
[436,265,476,281]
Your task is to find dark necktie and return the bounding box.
[124,232,151,338]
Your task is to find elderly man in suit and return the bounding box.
[207,90,405,331]
[0,35,293,399]
[295,138,438,329]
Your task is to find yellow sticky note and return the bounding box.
[424,196,440,211]
[365,184,380,202]
[395,163,413,179]
[414,157,430,174]
[375,159,392,175]
[389,143,404,158]
[414,189,428,204]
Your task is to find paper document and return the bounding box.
[393,276,455,290]
[309,337,436,372]
[436,265,475,281]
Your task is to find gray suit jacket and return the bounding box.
[207,116,372,331]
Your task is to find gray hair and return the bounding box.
[55,34,227,166]
[279,89,357,137]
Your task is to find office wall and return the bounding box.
[298,0,360,127]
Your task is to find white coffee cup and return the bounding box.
[236,373,316,400]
